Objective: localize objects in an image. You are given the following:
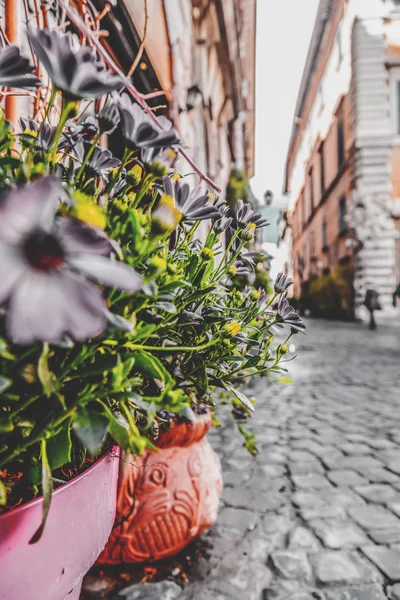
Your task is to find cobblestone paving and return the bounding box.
[86,318,400,599]
[176,318,400,600]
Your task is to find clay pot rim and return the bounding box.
[0,445,119,519]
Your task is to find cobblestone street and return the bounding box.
[112,317,400,600]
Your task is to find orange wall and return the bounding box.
[291,96,353,297]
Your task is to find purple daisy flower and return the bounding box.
[27,28,123,100]
[162,176,222,223]
[0,177,141,345]
[117,93,181,150]
[0,44,41,89]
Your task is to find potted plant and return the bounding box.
[0,14,305,596]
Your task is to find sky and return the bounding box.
[250,0,320,204]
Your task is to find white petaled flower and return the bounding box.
[0,177,142,345]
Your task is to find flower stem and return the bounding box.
[128,338,219,353]
[75,131,102,183]
[49,99,77,165]
[38,86,56,135]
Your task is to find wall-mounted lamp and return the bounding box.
[186,84,202,111]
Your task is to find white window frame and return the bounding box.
[390,67,400,143]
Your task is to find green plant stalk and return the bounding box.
[105,147,131,195]
[1,407,76,467]
[128,338,219,353]
[75,131,102,183]
[132,173,155,208]
[211,230,241,282]
[49,99,77,164]
[38,86,57,135]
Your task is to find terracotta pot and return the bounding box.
[0,448,119,600]
[99,410,222,564]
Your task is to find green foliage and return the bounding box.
[0,32,302,523]
[307,264,354,319]
[226,168,249,210]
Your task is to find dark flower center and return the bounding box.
[23,230,65,271]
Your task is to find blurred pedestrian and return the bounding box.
[393,282,400,307]
[364,288,381,330]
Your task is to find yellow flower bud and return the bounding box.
[240,222,256,241]
[151,194,182,234]
[149,256,167,275]
[200,247,214,262]
[229,265,237,276]
[250,289,261,301]
[73,191,107,229]
[222,321,241,338]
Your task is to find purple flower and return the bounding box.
[74,142,120,181]
[27,28,123,100]
[98,98,120,134]
[235,199,269,229]
[274,272,294,294]
[0,44,41,89]
[117,93,180,150]
[19,118,56,152]
[275,295,305,334]
[162,176,221,223]
[0,177,141,345]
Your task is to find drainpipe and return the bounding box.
[5,0,20,122]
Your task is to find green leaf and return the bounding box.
[38,343,58,398]
[73,409,109,456]
[152,301,177,314]
[0,376,12,394]
[108,413,131,449]
[243,355,261,369]
[196,363,208,397]
[47,423,72,471]
[131,350,172,383]
[200,260,215,285]
[225,383,255,413]
[130,323,157,341]
[0,480,6,506]
[29,439,53,544]
[160,281,192,292]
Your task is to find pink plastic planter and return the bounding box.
[0,448,119,600]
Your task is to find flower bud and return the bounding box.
[127,164,143,186]
[240,222,256,241]
[151,194,182,235]
[222,321,241,338]
[250,289,261,302]
[200,247,214,262]
[148,256,167,277]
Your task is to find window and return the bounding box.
[339,196,347,234]
[390,70,400,137]
[318,84,324,114]
[396,81,400,135]
[337,116,345,169]
[322,218,328,250]
[318,142,325,196]
[336,22,343,64]
[310,231,316,257]
[309,167,314,213]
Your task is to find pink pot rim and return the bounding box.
[0,445,120,519]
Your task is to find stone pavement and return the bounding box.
[84,317,400,599]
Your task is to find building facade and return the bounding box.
[282,0,400,314]
[3,0,256,199]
